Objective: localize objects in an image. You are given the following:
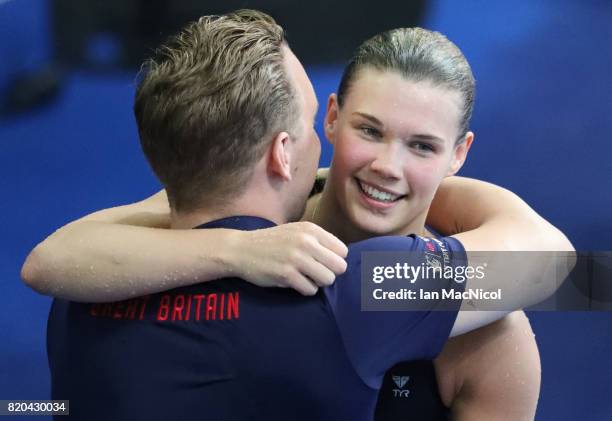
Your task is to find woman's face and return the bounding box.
[325,67,473,237]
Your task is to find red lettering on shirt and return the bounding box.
[172,295,185,321]
[87,292,237,322]
[112,302,124,319]
[138,296,149,320]
[157,295,170,321]
[227,292,239,320]
[194,294,205,321]
[124,299,137,320]
[206,294,217,320]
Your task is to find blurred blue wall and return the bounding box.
[1,0,611,419]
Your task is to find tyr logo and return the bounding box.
[392,375,410,398]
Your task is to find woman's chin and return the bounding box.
[350,213,398,238]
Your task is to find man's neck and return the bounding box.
[170,209,229,230]
[170,191,285,229]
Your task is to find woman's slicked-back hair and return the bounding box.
[337,28,475,141]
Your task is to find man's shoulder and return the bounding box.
[347,235,464,261]
[348,235,420,254]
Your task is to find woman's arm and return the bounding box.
[428,176,573,252]
[428,177,575,335]
[23,176,573,306]
[429,179,552,416]
[436,311,541,420]
[21,190,347,302]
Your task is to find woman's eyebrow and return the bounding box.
[352,112,446,144]
[352,112,383,127]
[410,133,445,144]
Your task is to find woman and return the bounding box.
[23,27,571,420]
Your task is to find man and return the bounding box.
[44,9,571,421]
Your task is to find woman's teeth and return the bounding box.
[359,181,401,202]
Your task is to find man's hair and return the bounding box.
[337,27,475,142]
[134,9,300,213]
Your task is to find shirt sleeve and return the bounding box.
[324,235,467,389]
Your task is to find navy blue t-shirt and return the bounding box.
[47,216,465,420]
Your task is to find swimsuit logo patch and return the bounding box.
[392,375,411,398]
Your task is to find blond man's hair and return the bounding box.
[134,9,300,212]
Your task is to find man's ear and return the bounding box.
[447,131,474,176]
[324,93,339,145]
[269,131,293,181]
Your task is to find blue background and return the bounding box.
[1,0,611,419]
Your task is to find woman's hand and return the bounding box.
[21,190,348,301]
[232,221,348,295]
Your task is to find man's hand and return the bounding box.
[233,222,348,295]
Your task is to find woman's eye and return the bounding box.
[412,142,435,153]
[360,126,382,138]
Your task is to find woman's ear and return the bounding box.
[447,131,474,176]
[324,93,339,145]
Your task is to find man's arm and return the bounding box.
[435,311,540,421]
[21,190,347,301]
